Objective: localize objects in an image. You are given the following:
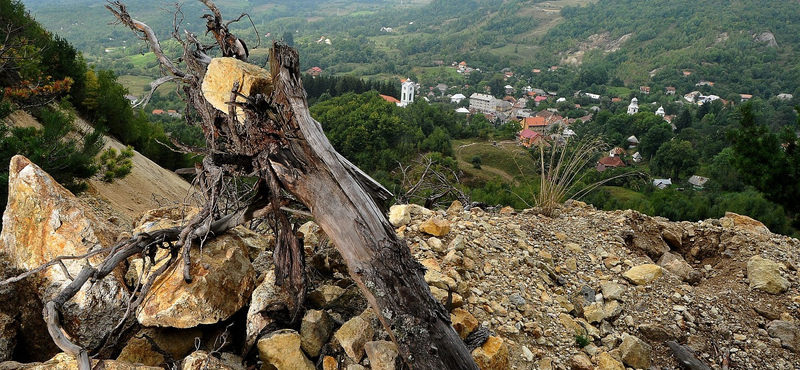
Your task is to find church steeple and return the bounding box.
[627,97,639,115]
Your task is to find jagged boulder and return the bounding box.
[747,256,790,294]
[0,155,129,350]
[246,270,288,350]
[471,336,509,370]
[137,231,256,328]
[257,329,315,370]
[202,57,272,123]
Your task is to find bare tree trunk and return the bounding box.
[258,44,479,369]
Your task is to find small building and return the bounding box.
[640,86,651,95]
[450,93,466,104]
[655,106,665,117]
[521,116,547,133]
[777,93,794,100]
[740,94,753,102]
[627,135,639,147]
[584,93,601,100]
[518,129,548,147]
[632,152,642,163]
[596,156,626,172]
[653,178,672,189]
[609,147,626,157]
[665,86,676,95]
[627,97,639,115]
[455,107,470,114]
[307,66,323,77]
[688,175,709,189]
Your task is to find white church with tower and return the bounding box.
[627,97,639,115]
[399,78,415,107]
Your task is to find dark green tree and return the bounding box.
[728,102,800,213]
[650,139,698,180]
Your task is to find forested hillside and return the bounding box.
[547,0,800,99]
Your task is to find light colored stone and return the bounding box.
[451,307,479,339]
[600,281,625,301]
[388,204,412,227]
[623,264,663,285]
[300,309,334,358]
[559,313,586,336]
[202,57,272,122]
[308,284,346,308]
[596,352,625,370]
[766,320,800,353]
[721,212,770,234]
[583,302,605,323]
[3,352,162,370]
[257,329,315,370]
[419,217,451,236]
[364,341,398,370]
[298,221,327,249]
[447,200,464,216]
[747,256,790,294]
[619,334,651,369]
[427,237,445,253]
[137,232,256,328]
[182,351,245,370]
[246,270,286,350]
[471,336,509,370]
[658,252,701,284]
[0,155,128,349]
[604,300,623,320]
[334,316,374,362]
[570,353,593,370]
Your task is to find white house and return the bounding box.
[653,178,672,189]
[655,106,665,117]
[450,93,466,104]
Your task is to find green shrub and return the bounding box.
[98,146,134,182]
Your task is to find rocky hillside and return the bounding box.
[0,156,799,370]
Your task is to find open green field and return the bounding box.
[453,139,538,186]
[117,75,155,95]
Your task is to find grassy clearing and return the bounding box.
[116,75,155,94]
[453,139,537,185]
[129,53,156,69]
[602,186,647,203]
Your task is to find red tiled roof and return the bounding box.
[534,96,548,102]
[522,116,546,128]
[380,94,400,104]
[598,156,625,167]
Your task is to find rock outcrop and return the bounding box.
[0,156,129,351]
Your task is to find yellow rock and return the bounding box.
[257,330,315,370]
[596,352,625,370]
[451,308,479,339]
[419,216,451,236]
[471,336,509,370]
[201,57,272,123]
[623,264,663,285]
